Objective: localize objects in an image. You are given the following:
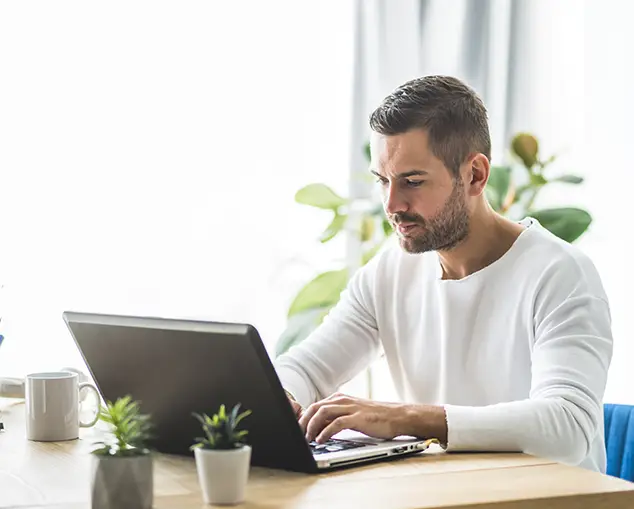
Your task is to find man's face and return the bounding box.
[370,129,471,254]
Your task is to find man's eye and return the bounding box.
[406,180,424,187]
[375,178,389,186]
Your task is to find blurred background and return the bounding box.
[0,0,632,404]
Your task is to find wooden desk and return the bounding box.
[2,399,634,509]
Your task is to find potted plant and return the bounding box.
[191,403,252,506]
[91,395,153,509]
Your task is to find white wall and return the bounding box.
[581,0,634,404]
[520,0,634,405]
[0,1,355,376]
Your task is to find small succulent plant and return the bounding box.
[92,395,153,457]
[191,403,252,451]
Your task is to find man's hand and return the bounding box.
[298,392,447,444]
[285,391,303,419]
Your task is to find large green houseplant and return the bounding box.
[276,133,591,357]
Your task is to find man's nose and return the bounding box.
[383,184,408,216]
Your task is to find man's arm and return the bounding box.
[301,254,613,467]
[274,258,383,409]
[439,264,612,465]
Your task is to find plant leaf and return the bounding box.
[192,412,206,426]
[287,269,348,317]
[382,218,393,236]
[320,213,347,243]
[360,216,375,242]
[485,166,511,212]
[234,430,248,440]
[275,307,330,357]
[531,208,592,243]
[529,173,547,186]
[364,142,371,162]
[229,404,240,429]
[511,133,539,169]
[540,154,557,167]
[92,446,114,456]
[235,409,252,427]
[552,174,584,184]
[98,406,113,425]
[295,184,347,210]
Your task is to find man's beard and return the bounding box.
[389,182,470,254]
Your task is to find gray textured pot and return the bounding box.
[91,453,153,509]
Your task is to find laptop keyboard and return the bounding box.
[309,438,368,455]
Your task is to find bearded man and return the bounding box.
[274,75,612,473]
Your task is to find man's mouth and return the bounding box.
[396,223,420,235]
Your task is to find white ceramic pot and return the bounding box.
[194,445,252,505]
[91,453,153,509]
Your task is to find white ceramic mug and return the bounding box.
[25,371,100,441]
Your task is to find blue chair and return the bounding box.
[604,403,634,481]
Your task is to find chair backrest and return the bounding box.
[604,403,634,481]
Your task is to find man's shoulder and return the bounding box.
[522,222,597,272]
[521,221,606,298]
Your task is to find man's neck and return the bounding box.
[437,206,526,280]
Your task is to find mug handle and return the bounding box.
[78,382,101,428]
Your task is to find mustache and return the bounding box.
[390,213,425,225]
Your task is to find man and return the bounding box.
[274,75,612,472]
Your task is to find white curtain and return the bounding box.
[349,0,553,183]
[350,0,634,404]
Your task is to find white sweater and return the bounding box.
[275,219,613,472]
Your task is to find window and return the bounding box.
[0,1,355,376]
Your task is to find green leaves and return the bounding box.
[530,173,547,186]
[485,166,511,212]
[382,218,393,236]
[295,184,348,244]
[287,269,348,318]
[191,403,252,451]
[295,184,347,210]
[275,307,329,357]
[320,212,347,243]
[552,174,584,184]
[511,133,540,169]
[531,208,592,243]
[360,215,375,241]
[484,132,589,243]
[93,395,153,457]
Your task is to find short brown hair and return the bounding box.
[369,75,491,176]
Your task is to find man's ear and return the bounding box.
[467,154,490,197]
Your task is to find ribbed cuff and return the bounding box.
[444,403,522,452]
[274,365,316,409]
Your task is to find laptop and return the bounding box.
[62,311,434,472]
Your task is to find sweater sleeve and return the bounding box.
[443,255,613,466]
[273,259,382,409]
